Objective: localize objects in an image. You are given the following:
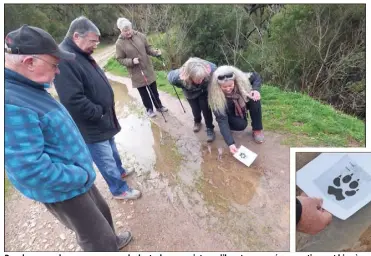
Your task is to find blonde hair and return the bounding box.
[117,18,132,31]
[181,57,210,87]
[208,65,252,115]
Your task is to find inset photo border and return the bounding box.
[290,148,371,253]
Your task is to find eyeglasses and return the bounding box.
[217,73,234,81]
[32,55,59,69]
[78,34,100,45]
[87,39,100,45]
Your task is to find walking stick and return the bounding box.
[139,67,167,122]
[157,56,186,113]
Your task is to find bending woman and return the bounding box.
[167,57,217,142]
[208,65,264,153]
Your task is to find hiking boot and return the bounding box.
[206,128,216,142]
[147,109,156,118]
[193,122,202,132]
[252,130,264,144]
[157,106,168,112]
[114,189,141,200]
[121,168,135,179]
[117,231,133,250]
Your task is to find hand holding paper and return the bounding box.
[296,153,371,220]
[233,145,257,167]
[297,193,333,235]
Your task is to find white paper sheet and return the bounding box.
[233,145,258,167]
[296,153,371,220]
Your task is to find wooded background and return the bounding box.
[5,4,366,119]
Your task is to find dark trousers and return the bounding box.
[137,81,162,111]
[44,185,120,252]
[230,100,263,131]
[187,93,214,129]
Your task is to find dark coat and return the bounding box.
[214,72,262,146]
[54,38,121,144]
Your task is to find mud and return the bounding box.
[107,77,290,251]
[343,226,371,252]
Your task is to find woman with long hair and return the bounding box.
[208,65,264,153]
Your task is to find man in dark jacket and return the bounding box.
[5,25,132,251]
[54,16,141,200]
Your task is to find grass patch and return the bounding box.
[104,57,183,98]
[261,85,365,147]
[104,57,129,77]
[104,57,365,147]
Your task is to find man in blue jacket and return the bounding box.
[5,25,132,251]
[54,17,141,200]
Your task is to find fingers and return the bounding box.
[312,197,323,208]
[230,146,238,154]
[250,91,261,101]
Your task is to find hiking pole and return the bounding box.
[157,56,186,113]
[139,67,167,122]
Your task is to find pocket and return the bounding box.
[98,108,113,130]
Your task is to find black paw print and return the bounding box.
[328,173,359,201]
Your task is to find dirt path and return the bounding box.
[5,46,290,252]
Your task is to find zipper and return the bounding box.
[128,36,147,85]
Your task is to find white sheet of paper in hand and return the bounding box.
[233,145,257,167]
[296,153,371,220]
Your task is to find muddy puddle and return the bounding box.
[109,79,289,251]
[296,153,371,252]
[198,144,261,211]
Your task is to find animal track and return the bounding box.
[328,173,359,201]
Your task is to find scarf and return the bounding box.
[225,87,246,118]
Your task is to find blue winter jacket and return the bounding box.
[5,68,96,203]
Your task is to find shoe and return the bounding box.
[193,122,202,132]
[206,128,216,142]
[121,168,135,179]
[156,106,168,112]
[252,130,264,144]
[114,189,141,200]
[147,109,156,118]
[117,231,133,250]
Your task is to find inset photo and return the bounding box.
[294,150,371,252]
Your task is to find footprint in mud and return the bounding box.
[328,173,360,201]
